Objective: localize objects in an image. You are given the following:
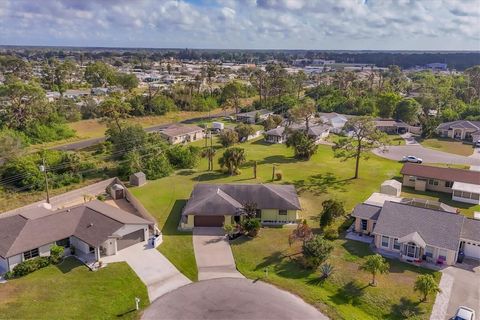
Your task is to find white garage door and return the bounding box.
[464,242,480,260]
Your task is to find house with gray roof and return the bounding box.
[236,109,273,124]
[181,183,301,228]
[436,120,480,142]
[0,200,153,273]
[265,124,330,144]
[159,124,205,144]
[352,201,480,266]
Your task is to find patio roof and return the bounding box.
[452,181,480,194]
[397,232,427,248]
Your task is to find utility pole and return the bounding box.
[39,155,50,204]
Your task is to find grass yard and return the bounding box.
[231,229,440,320]
[419,137,474,156]
[327,133,405,146]
[401,187,480,218]
[0,257,149,320]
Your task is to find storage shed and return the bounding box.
[130,172,147,187]
[380,180,402,197]
[110,184,125,200]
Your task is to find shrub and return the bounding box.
[218,129,239,147]
[167,145,200,169]
[302,235,334,269]
[241,218,261,237]
[323,229,339,240]
[234,123,255,142]
[97,194,106,201]
[49,245,64,264]
[320,263,334,279]
[12,257,51,278]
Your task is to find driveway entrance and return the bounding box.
[192,227,244,281]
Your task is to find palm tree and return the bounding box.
[359,254,389,286]
[414,274,441,302]
[218,147,246,175]
[201,147,216,171]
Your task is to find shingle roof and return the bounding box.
[160,124,204,137]
[461,218,480,242]
[374,119,409,127]
[351,203,382,220]
[236,109,272,118]
[372,201,464,251]
[183,183,301,216]
[265,126,286,137]
[437,120,480,131]
[401,163,480,185]
[0,200,152,258]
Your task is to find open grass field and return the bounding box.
[419,137,474,156]
[0,257,149,320]
[129,136,442,318]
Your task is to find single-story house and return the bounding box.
[352,201,480,265]
[318,112,350,133]
[180,183,301,229]
[436,120,480,142]
[159,124,205,144]
[374,119,411,134]
[264,124,330,144]
[0,200,153,273]
[236,109,273,124]
[401,163,480,204]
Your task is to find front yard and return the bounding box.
[0,257,149,320]
[419,137,474,156]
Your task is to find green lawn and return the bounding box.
[231,229,439,320]
[419,137,474,156]
[0,257,149,320]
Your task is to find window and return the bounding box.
[279,210,287,215]
[255,209,262,218]
[361,219,368,231]
[428,179,438,186]
[445,181,453,188]
[408,176,416,182]
[472,193,480,200]
[425,245,434,258]
[438,249,447,261]
[453,190,462,197]
[381,236,389,248]
[89,246,95,253]
[56,238,70,248]
[23,248,39,260]
[393,238,400,250]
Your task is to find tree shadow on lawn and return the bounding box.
[192,171,229,182]
[341,240,372,259]
[294,172,353,196]
[56,257,83,274]
[329,280,369,306]
[176,169,197,176]
[387,297,423,319]
[161,199,188,236]
[258,155,298,165]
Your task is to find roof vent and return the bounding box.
[88,223,94,228]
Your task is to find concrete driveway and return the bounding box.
[193,227,244,281]
[430,267,480,320]
[101,242,191,302]
[141,278,328,320]
[373,145,480,166]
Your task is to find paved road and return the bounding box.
[373,145,480,166]
[431,266,480,320]
[193,227,244,281]
[141,278,328,320]
[53,111,232,152]
[102,242,191,302]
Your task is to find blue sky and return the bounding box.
[0,0,479,50]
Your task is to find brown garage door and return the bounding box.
[194,215,224,227]
[117,229,145,251]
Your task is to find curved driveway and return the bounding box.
[141,278,328,320]
[373,145,480,166]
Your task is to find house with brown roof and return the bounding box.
[401,163,480,204]
[352,201,480,265]
[180,183,301,229]
[374,119,411,134]
[159,124,205,144]
[0,200,153,273]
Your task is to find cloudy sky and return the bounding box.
[0,0,479,50]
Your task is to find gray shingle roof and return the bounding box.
[372,201,464,251]
[0,200,153,258]
[461,218,480,242]
[183,183,301,216]
[160,124,204,137]
[351,203,382,220]
[437,120,480,131]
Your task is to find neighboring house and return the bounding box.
[318,112,349,133]
[401,163,480,205]
[436,120,480,142]
[374,119,411,134]
[264,124,330,144]
[352,201,480,265]
[159,124,205,144]
[0,200,153,273]
[64,89,91,100]
[180,183,301,229]
[236,109,273,124]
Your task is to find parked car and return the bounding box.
[454,306,475,320]
[401,155,423,163]
[474,140,480,148]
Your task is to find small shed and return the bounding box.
[380,180,402,197]
[130,172,147,187]
[110,184,125,200]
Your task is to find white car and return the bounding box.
[401,155,423,163]
[454,306,475,320]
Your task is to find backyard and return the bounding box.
[419,137,474,156]
[129,136,443,318]
[0,258,149,320]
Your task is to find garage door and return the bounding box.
[194,215,224,227]
[464,242,480,260]
[117,229,145,251]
